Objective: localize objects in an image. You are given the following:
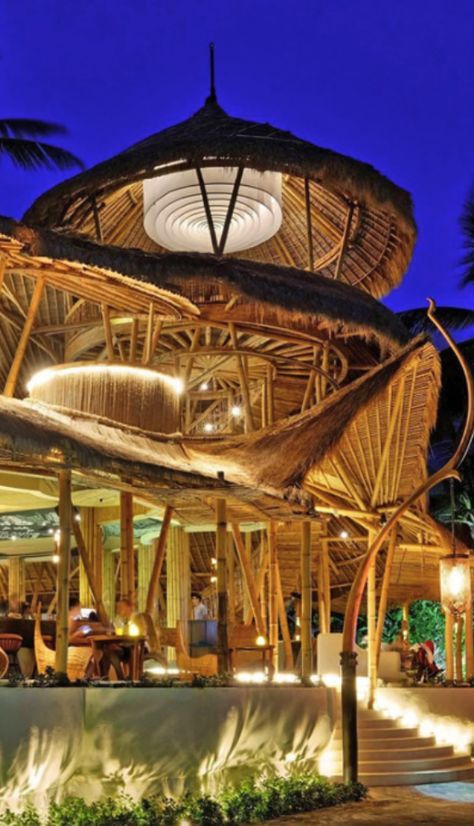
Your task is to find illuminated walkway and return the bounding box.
[271,784,474,825]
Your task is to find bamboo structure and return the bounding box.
[465,599,474,681]
[216,499,229,673]
[268,522,278,665]
[300,521,312,678]
[55,470,71,676]
[119,492,135,604]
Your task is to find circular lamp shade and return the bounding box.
[439,553,472,616]
[143,166,282,253]
[27,363,182,434]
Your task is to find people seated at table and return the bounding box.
[114,597,135,630]
[68,597,111,644]
[191,592,208,620]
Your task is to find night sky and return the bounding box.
[1,1,473,314]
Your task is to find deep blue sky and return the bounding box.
[1,1,473,313]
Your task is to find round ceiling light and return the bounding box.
[143,166,282,253]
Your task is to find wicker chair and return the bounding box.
[0,646,8,679]
[34,616,93,681]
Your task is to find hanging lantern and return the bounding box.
[439,553,471,616]
[143,166,282,253]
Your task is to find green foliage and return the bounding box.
[0,774,367,825]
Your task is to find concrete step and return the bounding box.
[359,753,470,773]
[332,726,420,741]
[329,761,474,786]
[331,734,436,749]
[358,744,453,761]
[334,717,403,730]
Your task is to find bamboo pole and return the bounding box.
[129,318,139,362]
[227,532,236,626]
[317,536,327,635]
[455,615,464,682]
[245,539,268,628]
[119,492,135,604]
[268,523,278,665]
[142,303,155,364]
[322,537,331,631]
[367,532,377,708]
[72,517,108,623]
[445,611,454,681]
[232,524,265,635]
[145,505,173,616]
[465,600,474,680]
[375,531,397,665]
[228,323,255,432]
[4,276,45,397]
[300,521,312,678]
[101,304,115,361]
[276,559,294,670]
[334,203,354,281]
[55,470,71,676]
[216,498,229,673]
[304,177,314,271]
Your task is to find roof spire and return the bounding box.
[208,42,217,102]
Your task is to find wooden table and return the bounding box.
[89,634,146,681]
[229,644,275,678]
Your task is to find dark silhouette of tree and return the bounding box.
[0,119,82,171]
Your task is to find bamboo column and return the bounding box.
[465,599,474,680]
[166,526,190,662]
[316,528,329,634]
[119,492,135,604]
[300,521,312,678]
[146,505,173,617]
[55,470,72,676]
[137,543,155,613]
[374,532,397,664]
[268,522,278,669]
[4,276,45,397]
[227,532,236,626]
[276,560,294,670]
[445,611,454,681]
[367,533,377,708]
[102,547,115,618]
[72,515,107,623]
[216,499,229,673]
[455,616,464,682]
[8,557,25,606]
[78,508,103,607]
[232,524,265,634]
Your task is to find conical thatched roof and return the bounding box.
[24,97,416,298]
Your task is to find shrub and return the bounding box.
[0,773,367,825]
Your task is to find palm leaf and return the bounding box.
[0,138,83,171]
[0,119,67,138]
[460,182,474,286]
[397,306,474,336]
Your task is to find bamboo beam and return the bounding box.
[129,318,139,362]
[466,600,474,680]
[268,522,278,665]
[218,166,244,254]
[55,470,71,676]
[375,531,397,665]
[145,504,173,616]
[317,533,327,635]
[300,521,312,678]
[72,517,108,623]
[245,542,268,628]
[367,532,377,708]
[4,276,45,397]
[216,498,229,673]
[142,302,155,364]
[370,377,405,507]
[334,203,354,281]
[119,492,135,604]
[304,178,314,271]
[227,532,236,625]
[276,558,294,670]
[445,611,454,681]
[228,323,255,432]
[231,524,265,635]
[455,615,464,682]
[101,304,115,361]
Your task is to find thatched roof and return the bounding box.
[23,97,416,298]
[0,216,410,351]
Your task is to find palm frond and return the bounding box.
[460,182,474,286]
[0,138,83,171]
[397,306,474,336]
[0,119,67,139]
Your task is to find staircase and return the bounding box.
[323,704,474,785]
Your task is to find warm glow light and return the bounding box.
[128,622,140,637]
[231,405,241,418]
[339,530,349,539]
[27,364,184,395]
[143,167,282,254]
[11,535,17,541]
[199,382,209,391]
[256,635,267,647]
[210,557,217,567]
[210,575,217,583]
[234,671,267,684]
[204,422,215,433]
[52,553,60,564]
[273,673,300,684]
[439,554,471,615]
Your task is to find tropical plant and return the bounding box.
[0,119,82,171]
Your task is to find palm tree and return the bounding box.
[461,183,474,286]
[0,119,82,171]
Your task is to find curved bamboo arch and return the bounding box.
[342,299,474,653]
